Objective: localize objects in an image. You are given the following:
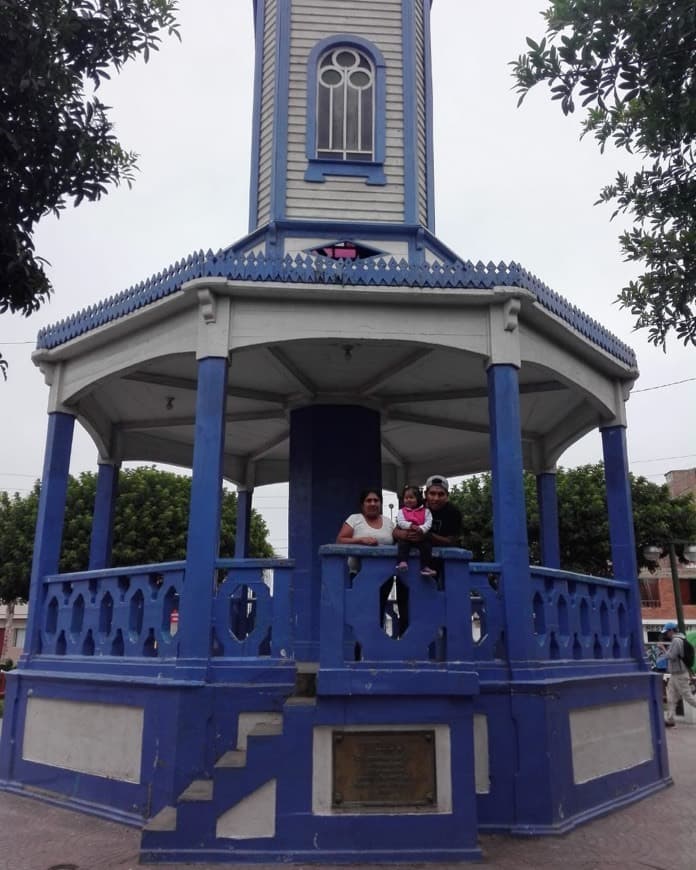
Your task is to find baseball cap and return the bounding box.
[661,621,678,634]
[425,474,449,492]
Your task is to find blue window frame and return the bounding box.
[305,35,386,185]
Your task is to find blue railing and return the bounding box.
[33,553,639,674]
[318,547,640,669]
[40,562,185,660]
[529,566,635,661]
[319,546,487,667]
[212,559,294,660]
[38,558,294,664]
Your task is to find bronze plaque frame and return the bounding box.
[332,730,436,809]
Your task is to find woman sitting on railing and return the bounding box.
[336,488,396,547]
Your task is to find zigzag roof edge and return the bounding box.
[35,248,637,368]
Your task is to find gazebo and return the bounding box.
[0,1,668,863]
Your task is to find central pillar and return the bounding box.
[289,405,382,662]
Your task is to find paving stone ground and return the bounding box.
[0,725,693,870]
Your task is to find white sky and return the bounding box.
[1,1,694,555]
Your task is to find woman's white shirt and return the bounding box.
[344,513,395,544]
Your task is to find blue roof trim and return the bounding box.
[35,249,637,367]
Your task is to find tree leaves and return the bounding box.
[512,0,696,347]
[449,464,696,578]
[0,467,274,602]
[0,1,179,316]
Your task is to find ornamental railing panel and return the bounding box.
[529,566,635,661]
[40,562,185,659]
[212,559,293,660]
[318,546,502,667]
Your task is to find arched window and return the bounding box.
[305,36,386,185]
[317,47,374,162]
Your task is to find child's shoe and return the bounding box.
[420,567,437,577]
[396,561,408,572]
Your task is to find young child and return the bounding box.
[395,485,436,576]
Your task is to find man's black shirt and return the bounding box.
[429,501,462,542]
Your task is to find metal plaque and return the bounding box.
[332,730,436,808]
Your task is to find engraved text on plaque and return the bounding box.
[332,730,436,808]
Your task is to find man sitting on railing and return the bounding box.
[392,475,463,579]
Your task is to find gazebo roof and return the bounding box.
[37,247,636,369]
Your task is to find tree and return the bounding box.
[512,2,696,348]
[0,467,274,603]
[1,1,179,318]
[450,464,696,577]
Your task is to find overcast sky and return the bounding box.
[2,1,694,555]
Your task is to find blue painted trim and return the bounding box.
[601,426,638,583]
[304,34,387,186]
[247,0,265,231]
[601,424,646,664]
[88,462,120,570]
[487,364,533,662]
[402,0,419,223]
[304,159,386,185]
[233,488,254,558]
[216,557,294,569]
[318,667,479,695]
[536,471,560,569]
[35,245,637,367]
[422,0,436,231]
[180,357,229,665]
[270,0,290,221]
[22,412,75,661]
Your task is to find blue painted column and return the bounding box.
[22,412,75,661]
[487,364,533,662]
[289,405,382,662]
[180,356,229,668]
[601,424,646,664]
[536,472,561,569]
[601,425,638,582]
[88,462,120,570]
[234,487,254,558]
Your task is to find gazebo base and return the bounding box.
[0,659,670,864]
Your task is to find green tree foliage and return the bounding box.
[512,2,696,348]
[0,467,273,603]
[0,485,40,602]
[1,1,179,317]
[450,463,696,577]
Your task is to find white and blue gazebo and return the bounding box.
[0,1,668,863]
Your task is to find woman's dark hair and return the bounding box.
[359,488,383,508]
[400,485,423,507]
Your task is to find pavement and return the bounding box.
[0,723,694,870]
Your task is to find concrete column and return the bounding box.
[88,461,120,570]
[288,405,382,662]
[180,356,229,666]
[234,487,254,558]
[23,412,75,661]
[536,471,561,569]
[487,364,533,661]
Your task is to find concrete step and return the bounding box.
[215,750,247,768]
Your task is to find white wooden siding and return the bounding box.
[256,0,277,227]
[287,0,406,222]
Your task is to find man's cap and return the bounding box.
[661,621,678,634]
[425,474,449,492]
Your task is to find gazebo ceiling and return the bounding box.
[69,337,607,488]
